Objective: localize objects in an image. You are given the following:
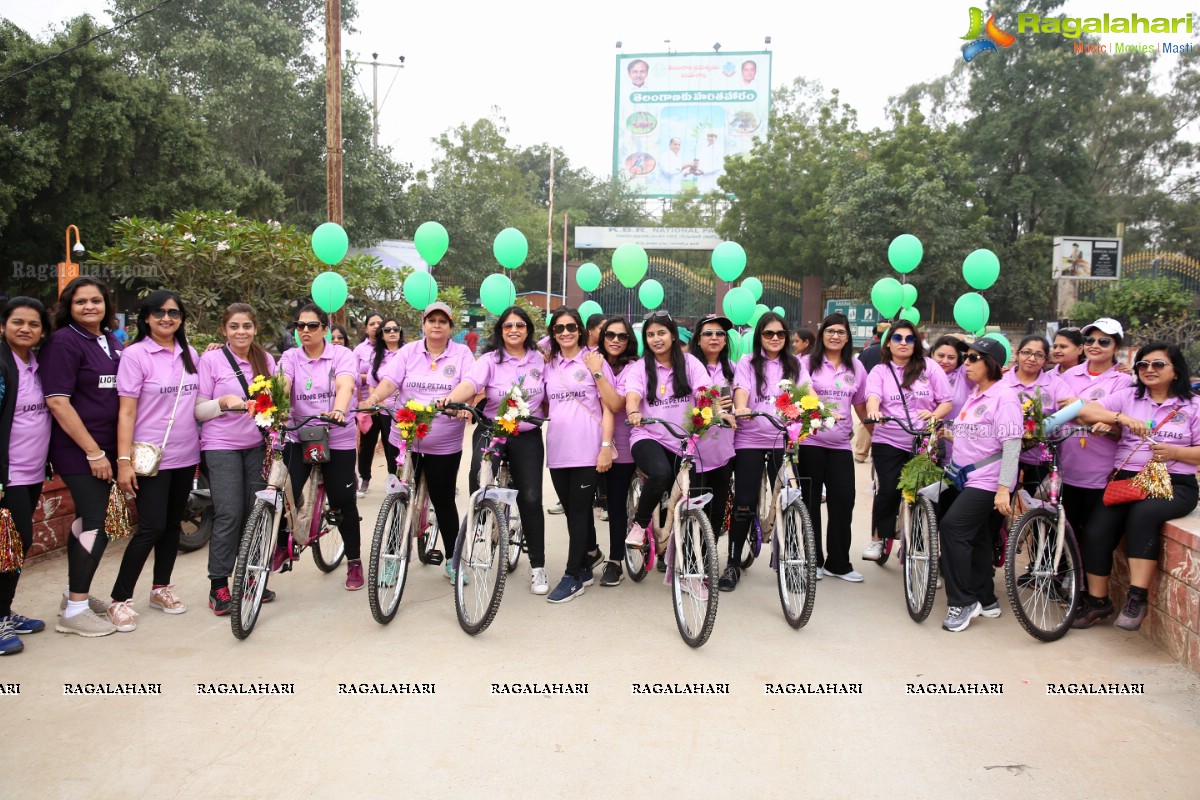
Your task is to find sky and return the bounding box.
[4,1,1196,177]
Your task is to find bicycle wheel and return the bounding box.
[1005,507,1083,642]
[624,473,650,582]
[671,508,719,647]
[506,513,524,573]
[902,497,940,623]
[311,482,345,572]
[776,500,817,629]
[231,500,276,640]
[455,499,508,635]
[368,493,412,625]
[415,484,441,565]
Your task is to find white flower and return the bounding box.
[254,412,273,428]
[216,241,230,251]
[823,416,837,430]
[182,233,196,242]
[777,379,794,390]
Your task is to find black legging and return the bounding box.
[550,466,600,577]
[604,461,637,560]
[1061,483,1104,563]
[111,465,194,601]
[630,440,682,530]
[939,486,1001,609]
[1082,471,1198,577]
[0,484,41,616]
[469,426,546,569]
[796,446,855,574]
[870,442,909,540]
[729,447,785,562]
[62,469,115,595]
[357,413,387,483]
[692,459,733,540]
[283,444,362,560]
[412,450,463,554]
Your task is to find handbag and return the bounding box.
[131,367,187,477]
[1102,408,1180,506]
[104,482,133,540]
[299,426,330,463]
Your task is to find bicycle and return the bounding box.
[872,415,944,623]
[1004,427,1085,642]
[722,453,774,571]
[443,402,543,636]
[229,410,366,640]
[622,417,722,646]
[730,412,818,629]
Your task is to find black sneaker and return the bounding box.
[655,552,667,573]
[718,564,740,592]
[262,588,277,603]
[208,587,232,616]
[586,548,605,570]
[600,561,623,586]
[1071,597,1114,629]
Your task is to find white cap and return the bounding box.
[1081,317,1124,340]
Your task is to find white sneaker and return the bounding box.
[824,568,864,583]
[625,523,646,548]
[862,540,884,561]
[814,567,824,580]
[530,567,549,595]
[548,502,564,515]
[356,479,369,499]
[599,508,609,521]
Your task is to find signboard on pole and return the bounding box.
[575,227,721,250]
[1052,236,1122,280]
[823,299,877,347]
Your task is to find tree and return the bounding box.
[1069,275,1190,328]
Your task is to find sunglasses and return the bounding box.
[643,310,673,323]
[824,329,849,338]
[603,331,630,342]
[1084,336,1113,347]
[964,352,985,363]
[502,321,527,330]
[551,323,579,334]
[1018,349,1046,361]
[381,326,402,333]
[150,308,182,320]
[700,330,728,339]
[295,320,324,331]
[891,333,917,344]
[761,329,788,340]
[1135,359,1170,372]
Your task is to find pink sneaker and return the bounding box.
[625,523,646,548]
[270,540,296,573]
[345,559,364,591]
[107,600,139,632]
[149,585,187,614]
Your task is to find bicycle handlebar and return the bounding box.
[281,412,350,431]
[733,409,789,433]
[442,401,547,428]
[871,415,945,437]
[625,416,732,439]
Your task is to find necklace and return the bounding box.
[427,343,447,370]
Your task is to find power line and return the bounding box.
[0,0,177,86]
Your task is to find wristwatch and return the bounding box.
[592,371,604,380]
[601,441,612,447]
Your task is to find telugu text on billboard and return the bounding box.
[574,227,723,250]
[613,51,772,198]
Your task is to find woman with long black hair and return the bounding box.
[689,313,736,556]
[361,316,404,483]
[596,316,640,586]
[354,311,385,496]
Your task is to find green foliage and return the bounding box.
[1070,276,1190,328]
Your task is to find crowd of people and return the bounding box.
[2,277,1197,653]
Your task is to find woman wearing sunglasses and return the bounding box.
[689,314,737,555]
[863,321,952,563]
[353,312,385,495]
[939,338,1023,632]
[596,316,640,585]
[798,313,868,580]
[1054,318,1134,580]
[539,308,619,602]
[1071,342,1200,631]
[360,317,405,491]
[726,311,803,590]
[446,306,549,594]
[1001,335,1074,495]
[1049,328,1084,376]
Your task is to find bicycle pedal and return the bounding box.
[427,551,445,566]
[325,509,344,526]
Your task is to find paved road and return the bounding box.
[6,447,1199,798]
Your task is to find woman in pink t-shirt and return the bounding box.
[353,312,385,490]
[0,298,54,653]
[358,316,404,493]
[930,335,971,467]
[1001,335,1074,494]
[596,316,641,585]
[1048,328,1084,376]
[688,314,737,565]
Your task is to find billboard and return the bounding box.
[613,51,772,198]
[1052,236,1122,280]
[574,227,722,250]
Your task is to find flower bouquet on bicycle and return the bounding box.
[773,379,838,445]
[247,371,290,477]
[897,420,945,505]
[481,380,534,464]
[392,399,436,465]
[1019,391,1049,456]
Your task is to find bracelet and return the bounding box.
[117,456,132,462]
[86,450,106,462]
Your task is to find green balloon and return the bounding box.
[612,243,649,288]
[900,283,918,309]
[722,287,755,326]
[871,277,904,318]
[480,273,516,315]
[888,234,923,274]
[311,222,349,266]
[750,303,770,329]
[576,262,601,293]
[294,330,302,348]
[638,279,664,310]
[772,306,785,317]
[578,300,603,323]
[413,221,449,266]
[963,248,1001,291]
[311,271,348,314]
[953,292,990,333]
[985,332,1012,365]
[743,329,756,357]
[493,228,528,269]
[711,241,747,282]
[402,271,438,310]
[742,276,763,301]
[899,306,921,326]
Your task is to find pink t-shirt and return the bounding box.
[378,339,474,456]
[196,347,277,452]
[1057,364,1135,489]
[693,360,735,472]
[733,353,807,450]
[544,351,615,469]
[865,358,953,451]
[1099,392,1200,476]
[353,339,375,399]
[1002,368,1072,465]
[279,343,359,449]
[462,348,546,434]
[364,347,402,409]
[942,365,973,464]
[625,354,710,455]
[798,356,867,451]
[116,339,202,470]
[611,362,638,464]
[7,353,51,485]
[950,381,1023,491]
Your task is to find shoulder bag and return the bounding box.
[131,367,186,477]
[1102,408,1180,506]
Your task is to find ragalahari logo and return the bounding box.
[961,7,1016,62]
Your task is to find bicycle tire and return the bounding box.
[506,513,524,573]
[776,500,817,629]
[902,496,940,623]
[671,508,719,647]
[1005,507,1083,642]
[455,499,508,635]
[368,493,412,625]
[415,482,441,565]
[624,473,650,582]
[311,482,345,572]
[230,499,276,640]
